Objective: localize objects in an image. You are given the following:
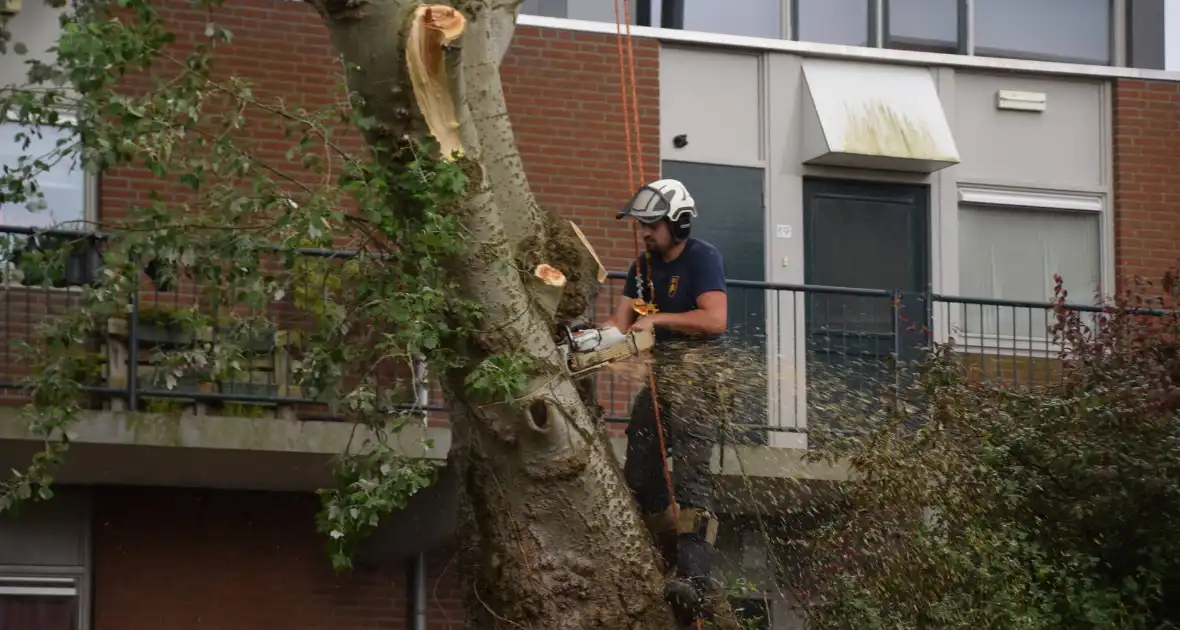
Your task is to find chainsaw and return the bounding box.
[557,325,655,378]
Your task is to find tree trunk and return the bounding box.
[306,1,678,627]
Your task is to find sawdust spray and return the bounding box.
[593,315,900,629]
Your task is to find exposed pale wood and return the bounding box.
[569,220,608,283]
[406,5,467,159]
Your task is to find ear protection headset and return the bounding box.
[667,212,692,243]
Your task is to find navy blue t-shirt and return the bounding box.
[622,238,727,345]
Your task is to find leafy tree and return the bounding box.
[800,274,1180,629]
[0,0,681,627]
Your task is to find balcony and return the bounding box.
[0,226,1135,487]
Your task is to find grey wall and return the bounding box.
[661,41,1114,630]
[659,44,1113,441]
[953,73,1106,190]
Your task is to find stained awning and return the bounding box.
[800,58,960,173]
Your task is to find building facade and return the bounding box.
[1,1,1180,628]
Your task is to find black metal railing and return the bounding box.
[0,225,435,421]
[0,225,1159,441]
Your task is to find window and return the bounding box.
[519,0,568,19]
[974,0,1112,65]
[519,0,640,24]
[659,0,782,39]
[884,0,960,54]
[958,189,1103,341]
[0,119,97,287]
[795,0,870,47]
[0,576,80,630]
[0,121,87,229]
[519,0,1122,69]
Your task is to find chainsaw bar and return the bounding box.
[566,328,655,378]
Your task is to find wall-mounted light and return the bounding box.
[672,134,688,149]
[996,90,1047,112]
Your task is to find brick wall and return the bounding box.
[0,1,659,421]
[1113,79,1180,287]
[92,487,464,630]
[98,0,658,270]
[499,25,660,425]
[501,25,660,273]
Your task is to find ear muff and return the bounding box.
[669,213,692,243]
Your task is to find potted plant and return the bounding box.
[132,305,202,346]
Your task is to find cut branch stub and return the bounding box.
[406,5,467,159]
[531,263,567,320]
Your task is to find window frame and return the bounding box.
[524,0,1129,69]
[950,185,1109,358]
[0,110,99,289]
[0,568,90,630]
[968,0,1118,67]
[790,0,878,48]
[880,0,968,55]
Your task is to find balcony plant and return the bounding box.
[2,232,102,289]
[131,305,201,346]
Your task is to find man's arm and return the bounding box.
[635,292,726,336]
[631,245,727,336]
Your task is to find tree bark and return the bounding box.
[306,1,677,627]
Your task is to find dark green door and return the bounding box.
[662,161,768,443]
[802,178,930,428]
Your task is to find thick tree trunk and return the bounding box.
[306,1,677,627]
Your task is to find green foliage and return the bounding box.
[722,575,772,630]
[0,0,536,570]
[465,351,535,403]
[801,274,1180,629]
[317,436,441,572]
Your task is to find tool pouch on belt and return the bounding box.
[678,505,719,544]
[643,503,718,545]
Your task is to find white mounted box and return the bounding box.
[800,58,960,173]
[996,89,1048,112]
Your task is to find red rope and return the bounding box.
[612,6,689,624]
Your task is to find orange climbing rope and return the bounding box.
[611,4,701,628]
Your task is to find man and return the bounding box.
[603,178,728,624]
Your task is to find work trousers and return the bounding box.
[623,356,719,516]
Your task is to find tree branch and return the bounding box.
[487,0,524,63]
[458,0,544,253]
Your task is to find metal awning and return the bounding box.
[801,58,960,173]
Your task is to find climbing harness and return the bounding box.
[611,2,703,627]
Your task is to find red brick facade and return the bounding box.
[1113,79,1180,287]
[1,3,657,410]
[502,26,660,273]
[100,0,657,271]
[74,3,658,629]
[92,487,465,630]
[12,9,1180,629]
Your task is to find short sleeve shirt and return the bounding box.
[622,238,727,344]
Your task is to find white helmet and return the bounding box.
[616,178,697,225]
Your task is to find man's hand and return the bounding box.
[629,294,726,337]
[629,314,661,333]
